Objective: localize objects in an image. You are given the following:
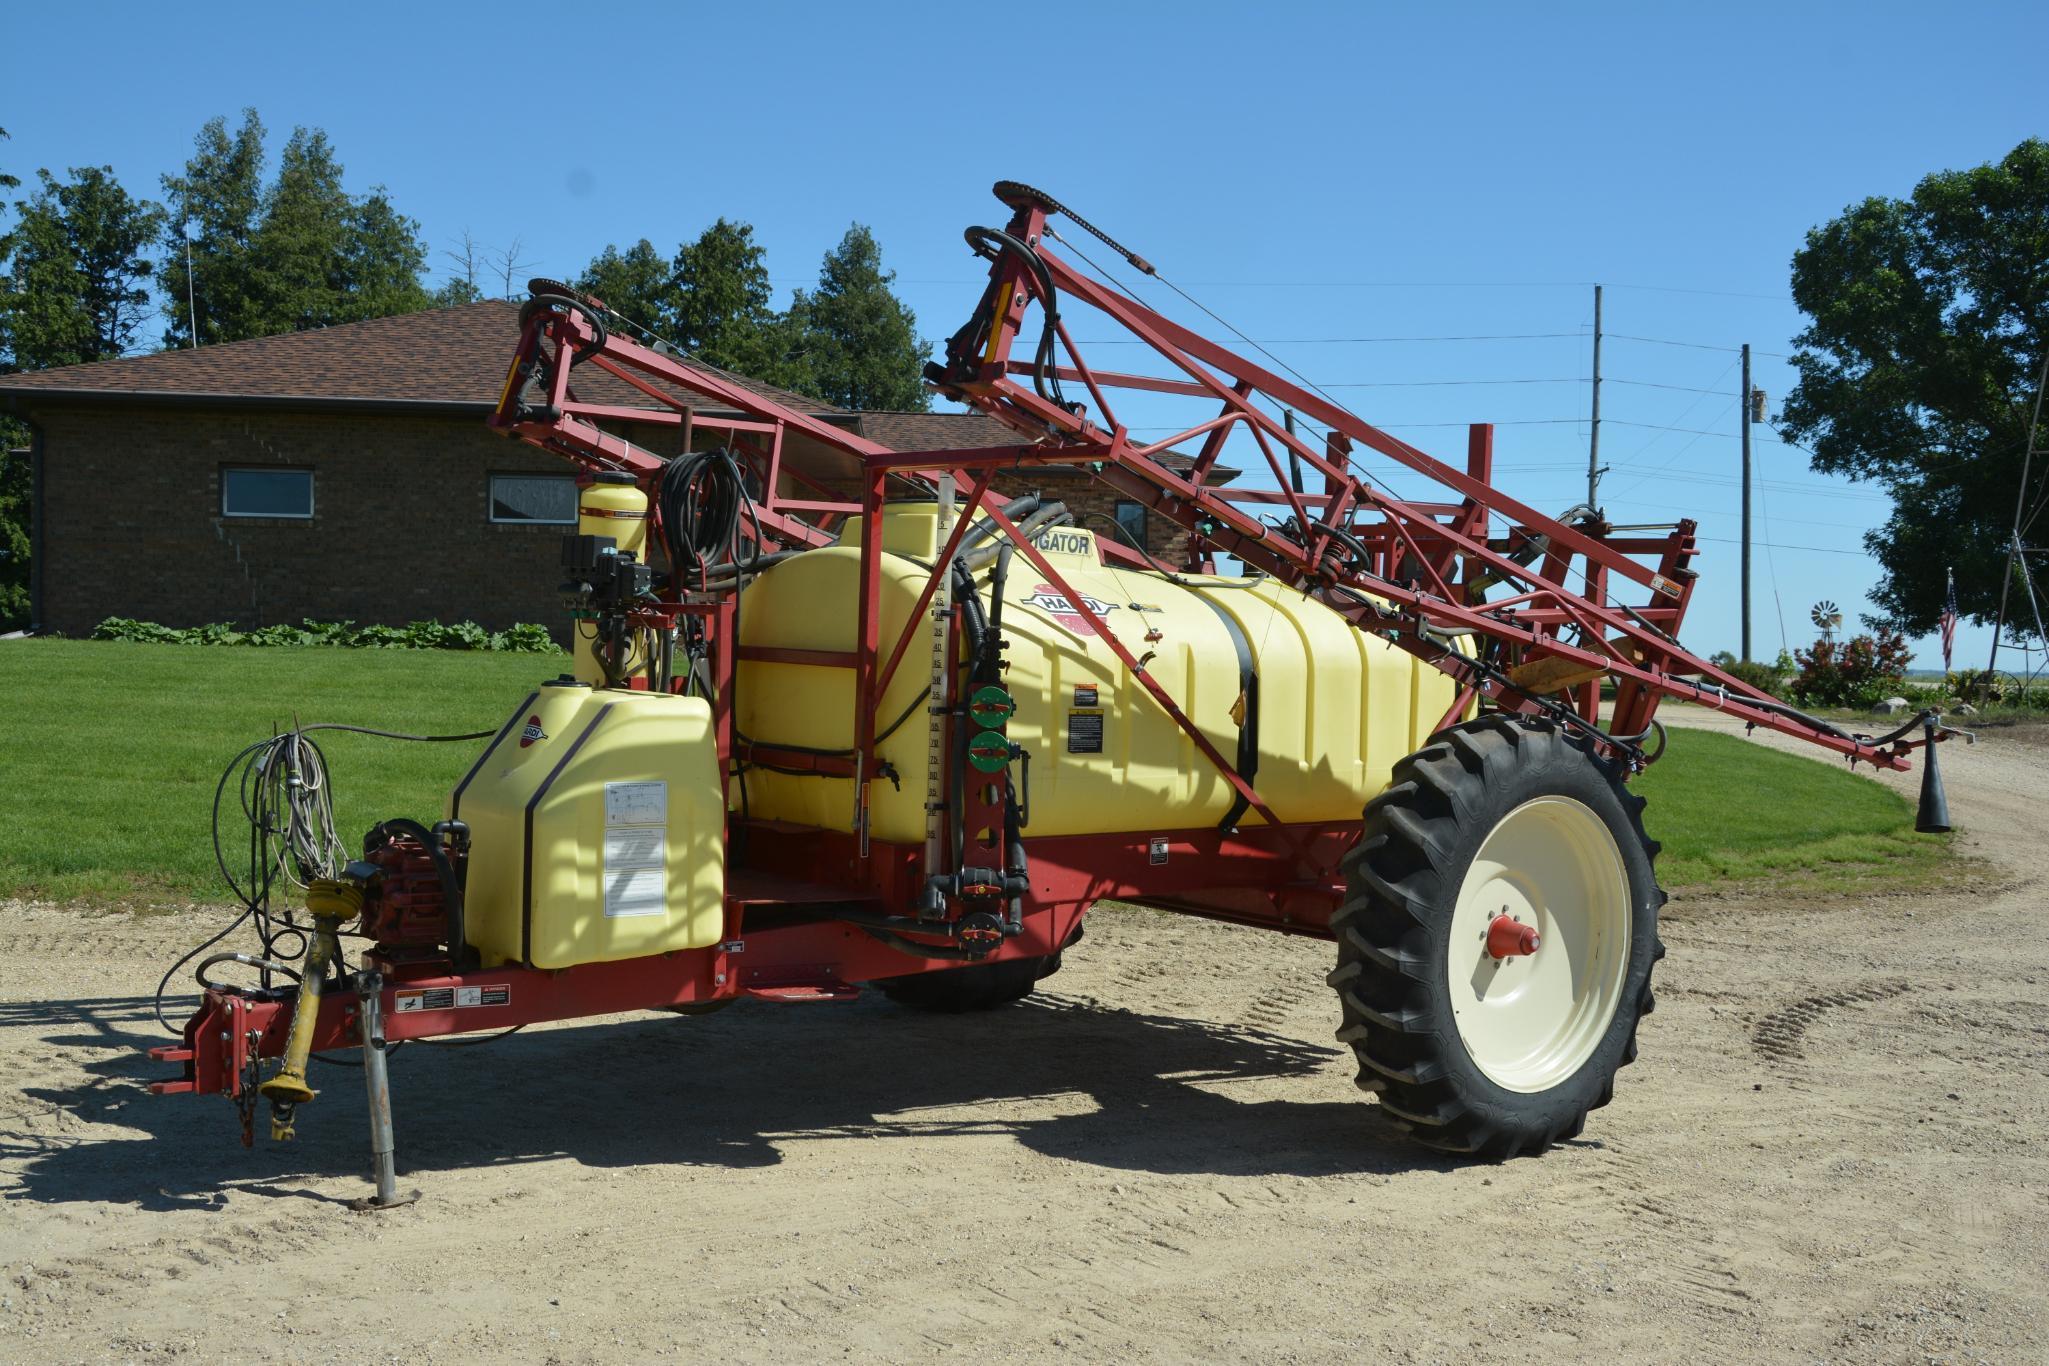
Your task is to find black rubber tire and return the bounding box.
[1329,715,1666,1159]
[875,952,1060,1013]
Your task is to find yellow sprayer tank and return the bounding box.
[571,474,650,687]
[452,680,725,968]
[735,503,1461,841]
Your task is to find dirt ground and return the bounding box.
[2,709,2044,1363]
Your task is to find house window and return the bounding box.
[1113,500,1148,549]
[490,473,577,525]
[221,467,314,519]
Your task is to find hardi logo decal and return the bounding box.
[1021,585,1117,636]
[519,716,549,748]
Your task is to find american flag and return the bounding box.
[1940,568,1959,671]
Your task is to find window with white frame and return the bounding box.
[489,473,577,525]
[221,467,314,519]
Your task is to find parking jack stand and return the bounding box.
[350,969,420,1211]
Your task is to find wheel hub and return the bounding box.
[1448,795,1631,1093]
[1486,912,1540,959]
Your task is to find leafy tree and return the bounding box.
[1,166,165,370]
[0,446,24,630]
[0,155,163,631]
[790,224,930,410]
[1780,138,2049,633]
[578,239,679,333]
[671,219,790,378]
[157,109,266,348]
[0,125,19,202]
[157,111,432,344]
[0,130,23,627]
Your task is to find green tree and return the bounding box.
[577,239,679,334]
[1780,138,2049,633]
[0,125,19,200]
[0,156,163,632]
[0,127,24,628]
[0,445,25,630]
[158,110,432,344]
[791,224,930,410]
[2,166,165,370]
[671,219,787,378]
[157,109,266,348]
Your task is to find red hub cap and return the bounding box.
[1486,913,1540,960]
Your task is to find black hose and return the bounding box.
[657,447,750,585]
[964,227,1065,408]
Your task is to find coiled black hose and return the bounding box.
[657,447,751,585]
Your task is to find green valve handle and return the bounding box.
[968,731,1012,773]
[968,685,1016,730]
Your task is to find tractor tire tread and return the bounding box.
[1328,716,1664,1161]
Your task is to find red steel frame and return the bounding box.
[150,184,1951,1111]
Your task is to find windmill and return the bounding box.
[1811,600,1842,642]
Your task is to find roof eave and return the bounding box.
[0,389,762,420]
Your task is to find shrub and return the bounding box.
[1720,659,1785,696]
[1789,629,1912,709]
[490,622,560,654]
[87,616,565,654]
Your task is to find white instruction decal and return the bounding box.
[604,780,668,919]
[604,864,667,918]
[605,780,668,827]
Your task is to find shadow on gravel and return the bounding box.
[1,988,1457,1210]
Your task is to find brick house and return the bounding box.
[0,301,1230,638]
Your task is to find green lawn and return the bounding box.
[1635,727,1948,888]
[0,640,562,902]
[0,641,1947,904]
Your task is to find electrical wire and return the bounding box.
[155,721,495,1037]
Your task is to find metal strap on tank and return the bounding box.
[1187,591,1260,832]
[452,691,539,822]
[520,703,615,967]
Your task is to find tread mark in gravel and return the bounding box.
[1752,981,1912,1062]
[1238,969,1321,1034]
[0,932,182,960]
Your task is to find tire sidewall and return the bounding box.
[1406,727,1660,1138]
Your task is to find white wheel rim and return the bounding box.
[1448,795,1631,1093]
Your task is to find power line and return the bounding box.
[1071,332,1585,345]
[1316,377,1584,389]
[1608,332,1791,359]
[1603,377,1732,396]
[1695,534,1871,558]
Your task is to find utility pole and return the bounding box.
[1587,284,1603,510]
[1740,342,1753,662]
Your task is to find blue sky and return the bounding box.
[7,1,2044,669]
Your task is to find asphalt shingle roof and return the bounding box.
[0,300,841,417]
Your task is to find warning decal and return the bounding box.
[394,984,510,1013]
